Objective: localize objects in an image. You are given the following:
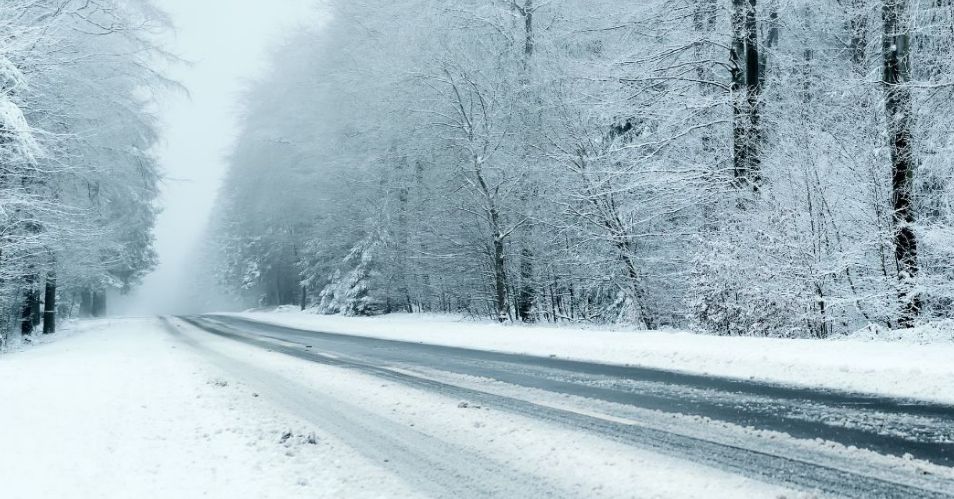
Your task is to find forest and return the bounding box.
[5,0,950,341]
[197,0,954,338]
[0,1,166,346]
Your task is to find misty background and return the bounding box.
[112,0,320,315]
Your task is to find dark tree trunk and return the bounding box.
[31,291,42,327]
[730,0,763,191]
[693,0,719,227]
[744,0,763,188]
[20,287,38,336]
[523,0,534,57]
[20,274,40,336]
[92,290,107,317]
[730,0,748,184]
[694,0,719,227]
[43,272,56,335]
[517,247,535,322]
[21,303,34,336]
[882,0,920,327]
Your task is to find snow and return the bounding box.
[0,94,42,163]
[229,310,954,405]
[0,317,794,498]
[0,318,416,499]
[846,320,954,344]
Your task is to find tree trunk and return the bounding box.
[20,276,39,337]
[514,0,536,323]
[517,247,535,322]
[730,0,762,191]
[882,0,920,327]
[414,160,431,311]
[618,245,657,330]
[92,290,107,317]
[744,0,762,188]
[31,289,42,327]
[396,156,413,313]
[694,0,719,227]
[43,272,56,335]
[523,0,534,57]
[730,0,748,185]
[491,210,509,323]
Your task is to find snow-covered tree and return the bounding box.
[0,0,169,345]
[199,0,954,337]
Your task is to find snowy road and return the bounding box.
[162,316,794,498]
[4,317,953,498]
[179,314,954,498]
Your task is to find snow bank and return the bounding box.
[229,311,954,405]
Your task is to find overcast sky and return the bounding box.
[113,0,321,315]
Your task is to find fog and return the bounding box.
[111,0,320,315]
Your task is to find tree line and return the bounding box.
[0,0,167,346]
[199,0,954,338]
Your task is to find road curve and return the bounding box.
[178,314,954,498]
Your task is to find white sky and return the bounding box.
[113,0,321,315]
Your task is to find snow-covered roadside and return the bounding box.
[229,311,954,405]
[0,318,416,499]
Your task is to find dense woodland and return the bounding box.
[0,0,166,346]
[197,0,954,338]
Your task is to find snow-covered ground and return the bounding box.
[230,310,954,405]
[0,318,794,498]
[0,319,416,499]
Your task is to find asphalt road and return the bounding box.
[178,314,954,498]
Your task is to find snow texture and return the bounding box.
[0,319,415,498]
